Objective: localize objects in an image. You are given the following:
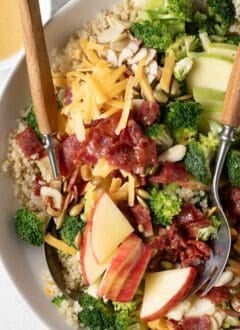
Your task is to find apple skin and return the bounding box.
[117,244,152,302]
[97,233,142,298]
[105,243,142,301]
[81,222,111,285]
[140,267,197,322]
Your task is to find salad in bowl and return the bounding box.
[2,0,240,329]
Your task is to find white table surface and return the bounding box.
[0,1,69,329]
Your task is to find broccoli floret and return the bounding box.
[59,215,86,247]
[113,301,137,313]
[222,315,240,329]
[165,0,193,22]
[167,35,200,60]
[226,148,240,187]
[224,35,240,45]
[174,57,193,81]
[149,185,182,226]
[207,0,236,32]
[197,215,221,241]
[78,293,115,330]
[130,19,185,52]
[164,101,202,144]
[146,124,173,149]
[113,301,138,330]
[15,208,48,246]
[184,132,219,185]
[23,107,42,141]
[52,295,65,307]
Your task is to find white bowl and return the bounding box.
[0,0,52,72]
[0,0,115,328]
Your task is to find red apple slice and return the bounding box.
[91,192,134,263]
[97,234,142,298]
[140,267,197,321]
[117,244,152,302]
[81,223,112,285]
[106,243,143,301]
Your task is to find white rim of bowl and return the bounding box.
[0,0,52,71]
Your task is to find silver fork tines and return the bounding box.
[193,125,233,297]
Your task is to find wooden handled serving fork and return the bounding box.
[191,48,240,296]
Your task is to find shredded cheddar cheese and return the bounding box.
[115,76,135,135]
[44,233,78,256]
[159,52,176,94]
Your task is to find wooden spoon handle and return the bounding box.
[18,0,57,134]
[222,47,240,127]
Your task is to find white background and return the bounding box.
[0,1,69,329]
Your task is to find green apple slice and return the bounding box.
[187,54,233,93]
[193,87,225,102]
[207,43,237,60]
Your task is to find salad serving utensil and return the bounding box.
[191,48,240,297]
[18,0,60,178]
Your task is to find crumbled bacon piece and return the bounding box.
[58,113,157,176]
[64,88,72,105]
[203,287,230,305]
[175,204,211,239]
[150,161,190,185]
[16,127,44,158]
[58,135,82,176]
[131,204,153,237]
[182,315,211,330]
[148,203,212,269]
[134,101,159,126]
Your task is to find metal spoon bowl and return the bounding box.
[44,220,82,300]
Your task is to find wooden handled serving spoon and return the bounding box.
[18,0,60,178]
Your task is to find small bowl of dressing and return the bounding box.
[0,0,52,72]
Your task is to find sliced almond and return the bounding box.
[118,48,133,66]
[148,60,158,76]
[159,145,187,163]
[40,186,63,210]
[107,16,130,29]
[126,39,141,54]
[49,179,62,191]
[97,25,125,44]
[145,48,157,65]
[110,38,129,52]
[147,73,156,84]
[107,49,118,67]
[128,47,148,64]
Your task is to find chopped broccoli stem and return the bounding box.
[59,215,86,247]
[165,0,193,22]
[167,35,200,60]
[146,124,173,149]
[164,101,202,144]
[131,19,185,52]
[197,215,221,242]
[174,57,193,81]
[226,148,240,187]
[149,185,182,226]
[78,293,116,329]
[207,0,236,31]
[184,133,219,185]
[15,208,47,246]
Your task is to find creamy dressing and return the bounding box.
[0,0,23,60]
